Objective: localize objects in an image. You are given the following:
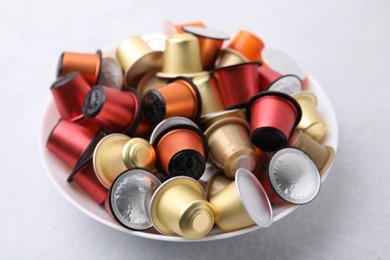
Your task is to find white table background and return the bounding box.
[1,0,389,259]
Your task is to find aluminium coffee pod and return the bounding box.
[97,57,123,90]
[150,117,209,180]
[50,72,91,120]
[82,85,142,135]
[67,159,108,205]
[210,168,272,232]
[258,65,303,96]
[293,91,327,143]
[261,147,321,205]
[150,176,215,239]
[137,70,168,97]
[205,118,259,179]
[47,119,102,169]
[142,77,202,124]
[157,33,207,78]
[192,74,224,117]
[107,168,161,230]
[57,51,102,86]
[182,25,230,70]
[228,30,265,62]
[246,91,302,152]
[215,48,249,68]
[141,33,167,51]
[116,36,163,87]
[289,129,335,175]
[213,61,261,109]
[93,134,156,188]
[164,20,206,35]
[261,48,309,89]
[198,164,233,199]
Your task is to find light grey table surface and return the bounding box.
[1,0,389,259]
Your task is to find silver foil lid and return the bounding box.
[109,169,161,230]
[268,147,320,205]
[141,33,167,51]
[98,57,123,90]
[267,74,303,96]
[182,25,230,40]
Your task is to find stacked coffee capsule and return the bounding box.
[46,20,335,240]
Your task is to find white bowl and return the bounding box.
[39,48,338,242]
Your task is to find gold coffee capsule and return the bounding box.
[150,176,215,239]
[192,74,224,117]
[210,168,272,232]
[289,129,335,175]
[137,70,168,97]
[215,48,249,68]
[157,33,207,78]
[93,134,156,188]
[198,108,246,130]
[205,117,259,179]
[116,36,163,87]
[293,91,327,143]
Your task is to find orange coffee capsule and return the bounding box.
[228,30,265,61]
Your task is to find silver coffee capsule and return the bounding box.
[267,74,302,96]
[264,147,320,205]
[108,168,161,230]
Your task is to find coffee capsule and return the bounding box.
[57,51,102,86]
[246,91,302,152]
[164,20,206,35]
[261,48,308,89]
[157,33,207,78]
[82,85,142,135]
[107,168,161,230]
[150,176,215,239]
[289,129,335,175]
[93,134,156,188]
[67,160,108,205]
[141,33,167,51]
[150,117,209,180]
[213,61,261,109]
[293,91,327,143]
[205,118,259,179]
[182,25,230,70]
[137,70,168,97]
[50,72,91,120]
[210,168,272,232]
[198,108,246,131]
[215,48,249,68]
[97,57,123,90]
[228,30,265,61]
[47,119,101,169]
[142,77,202,124]
[261,147,321,205]
[116,36,163,87]
[192,74,224,117]
[258,65,302,96]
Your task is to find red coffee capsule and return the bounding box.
[213,62,261,109]
[57,51,102,86]
[46,119,99,169]
[142,77,202,124]
[82,86,142,135]
[50,72,91,120]
[246,91,302,152]
[150,117,209,180]
[67,159,108,205]
[258,65,302,95]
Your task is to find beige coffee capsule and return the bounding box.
[289,129,335,175]
[149,176,215,239]
[198,164,232,199]
[210,168,273,232]
[193,74,224,117]
[157,33,207,78]
[215,48,249,68]
[116,36,163,87]
[137,70,168,97]
[93,134,156,188]
[293,91,327,143]
[205,117,259,179]
[198,108,246,130]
